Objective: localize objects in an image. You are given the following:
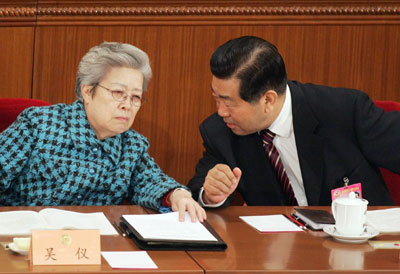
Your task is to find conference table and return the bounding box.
[0,205,399,273]
[0,205,203,274]
[187,206,400,273]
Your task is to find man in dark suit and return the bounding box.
[187,36,400,207]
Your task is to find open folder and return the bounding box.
[120,212,227,251]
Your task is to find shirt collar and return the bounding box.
[68,100,122,165]
[268,85,293,138]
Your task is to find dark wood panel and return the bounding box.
[0,0,394,185]
[0,1,36,26]
[33,22,400,186]
[34,0,400,17]
[274,24,400,101]
[0,27,34,98]
[32,25,216,185]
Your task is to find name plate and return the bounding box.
[29,230,101,265]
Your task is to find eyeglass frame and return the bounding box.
[94,83,146,106]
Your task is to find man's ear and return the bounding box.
[263,90,278,111]
[81,84,94,102]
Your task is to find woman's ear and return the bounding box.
[81,84,94,102]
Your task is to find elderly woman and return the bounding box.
[0,42,205,221]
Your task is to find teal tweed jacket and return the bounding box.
[0,100,185,211]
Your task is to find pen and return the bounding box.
[290,214,311,230]
[285,214,308,231]
[120,221,133,238]
[114,221,126,237]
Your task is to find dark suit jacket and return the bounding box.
[188,81,400,206]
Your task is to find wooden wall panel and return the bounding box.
[32,25,216,184]
[32,21,400,184]
[0,0,36,98]
[0,27,34,98]
[280,25,400,100]
[2,0,400,185]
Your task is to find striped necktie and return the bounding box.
[261,129,298,206]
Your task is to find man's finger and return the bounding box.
[215,164,237,182]
[233,167,242,180]
[205,180,230,195]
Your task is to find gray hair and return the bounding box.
[74,42,152,101]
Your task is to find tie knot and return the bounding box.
[261,129,275,144]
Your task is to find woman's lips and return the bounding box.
[116,116,129,122]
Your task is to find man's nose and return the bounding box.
[217,101,229,117]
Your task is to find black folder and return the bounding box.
[293,208,335,230]
[120,216,227,251]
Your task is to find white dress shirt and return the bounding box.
[268,86,308,206]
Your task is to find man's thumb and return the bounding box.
[232,167,242,181]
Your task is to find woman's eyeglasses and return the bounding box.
[96,83,146,107]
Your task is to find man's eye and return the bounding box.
[132,95,142,101]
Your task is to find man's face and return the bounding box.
[211,76,271,136]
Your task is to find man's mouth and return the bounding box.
[225,122,235,128]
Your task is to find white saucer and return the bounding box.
[8,243,29,255]
[323,225,379,244]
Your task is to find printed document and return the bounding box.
[367,208,400,233]
[122,212,217,241]
[102,251,158,269]
[0,208,117,235]
[240,214,303,232]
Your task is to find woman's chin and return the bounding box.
[116,126,131,134]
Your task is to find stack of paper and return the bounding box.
[120,212,227,250]
[0,208,117,235]
[239,215,304,232]
[366,208,400,233]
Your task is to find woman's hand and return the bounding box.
[170,189,207,222]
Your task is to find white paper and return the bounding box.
[0,211,48,235]
[39,208,117,235]
[0,208,117,235]
[367,208,400,233]
[240,214,303,232]
[102,251,158,269]
[122,211,217,241]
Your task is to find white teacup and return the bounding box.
[331,192,369,236]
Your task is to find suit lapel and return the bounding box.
[290,82,324,205]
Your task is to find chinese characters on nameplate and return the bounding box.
[29,230,101,265]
